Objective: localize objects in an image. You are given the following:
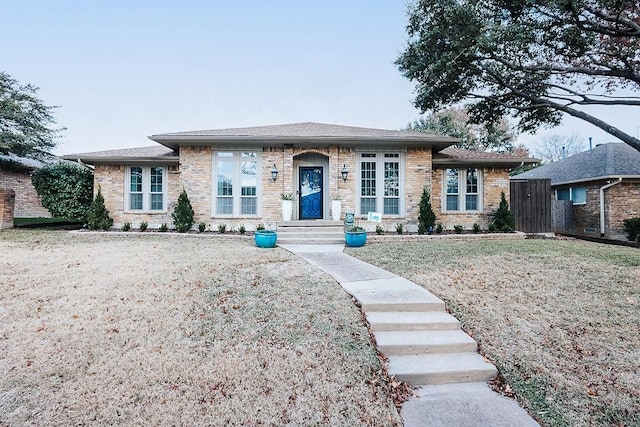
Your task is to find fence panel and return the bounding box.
[510,179,552,233]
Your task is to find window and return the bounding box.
[358,152,403,215]
[126,166,166,212]
[556,186,586,205]
[443,168,482,212]
[214,151,260,216]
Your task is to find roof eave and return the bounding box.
[549,175,640,186]
[62,155,179,166]
[433,158,537,167]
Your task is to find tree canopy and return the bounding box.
[396,1,640,152]
[31,162,94,221]
[406,107,517,152]
[0,71,63,160]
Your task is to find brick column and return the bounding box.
[0,189,16,230]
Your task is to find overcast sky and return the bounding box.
[2,1,637,156]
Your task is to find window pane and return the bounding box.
[360,198,376,214]
[446,194,459,211]
[130,193,143,210]
[361,161,376,196]
[446,169,459,194]
[384,198,399,215]
[572,187,586,204]
[384,161,399,197]
[557,188,570,201]
[241,197,257,215]
[150,194,163,210]
[150,167,163,193]
[217,197,233,215]
[130,167,142,192]
[466,169,478,194]
[217,156,233,196]
[465,195,478,211]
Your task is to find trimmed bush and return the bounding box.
[493,191,515,232]
[159,223,168,232]
[139,222,148,232]
[31,162,94,221]
[417,187,436,235]
[122,222,131,231]
[87,187,113,230]
[172,189,194,233]
[623,218,640,242]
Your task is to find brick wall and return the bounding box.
[431,167,511,230]
[608,181,640,239]
[0,189,16,229]
[0,170,51,218]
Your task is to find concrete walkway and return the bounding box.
[280,244,538,427]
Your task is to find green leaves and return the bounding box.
[31,162,94,221]
[172,189,195,233]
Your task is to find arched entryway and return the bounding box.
[293,152,329,220]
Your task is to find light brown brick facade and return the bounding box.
[0,170,51,218]
[0,189,16,229]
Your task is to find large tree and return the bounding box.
[406,107,517,152]
[396,1,640,152]
[535,133,586,163]
[0,72,63,160]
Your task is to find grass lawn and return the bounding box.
[0,231,401,426]
[347,238,640,427]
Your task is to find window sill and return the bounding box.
[124,210,168,214]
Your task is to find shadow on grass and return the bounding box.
[14,217,83,230]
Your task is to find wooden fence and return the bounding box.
[510,178,552,233]
[551,200,575,234]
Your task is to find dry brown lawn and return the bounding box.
[0,231,401,426]
[348,238,640,427]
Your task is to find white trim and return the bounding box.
[211,150,262,218]
[442,167,484,213]
[124,166,168,213]
[356,151,405,216]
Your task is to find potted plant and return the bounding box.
[255,229,277,248]
[345,225,367,247]
[331,193,343,221]
[280,192,295,221]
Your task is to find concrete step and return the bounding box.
[343,278,445,312]
[389,352,497,385]
[367,311,460,332]
[278,237,345,245]
[278,220,343,227]
[374,329,477,355]
[277,226,344,233]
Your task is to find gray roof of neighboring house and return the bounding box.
[511,143,640,185]
[149,122,459,150]
[433,147,536,167]
[62,145,179,165]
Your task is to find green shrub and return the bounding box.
[139,222,148,232]
[238,224,246,234]
[623,217,640,242]
[159,223,168,232]
[493,191,515,232]
[256,223,265,231]
[198,222,207,233]
[454,224,463,234]
[488,223,497,233]
[418,187,436,234]
[87,187,113,230]
[172,189,194,233]
[122,222,131,232]
[435,223,443,234]
[375,224,384,235]
[395,223,404,235]
[31,162,94,221]
[218,224,227,233]
[472,223,481,233]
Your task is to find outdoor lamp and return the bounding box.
[341,164,349,181]
[271,164,278,181]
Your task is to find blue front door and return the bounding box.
[299,167,323,219]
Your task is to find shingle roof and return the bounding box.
[63,145,178,164]
[433,147,537,166]
[511,143,640,184]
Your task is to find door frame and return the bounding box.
[298,166,324,220]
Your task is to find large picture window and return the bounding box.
[358,152,403,215]
[444,168,482,212]
[214,151,260,216]
[126,166,166,212]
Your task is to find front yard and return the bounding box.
[0,231,401,426]
[347,238,640,426]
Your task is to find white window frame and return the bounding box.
[212,151,261,218]
[124,166,168,213]
[442,168,483,213]
[356,151,405,216]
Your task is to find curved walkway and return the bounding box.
[281,244,538,427]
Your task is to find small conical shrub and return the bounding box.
[493,191,515,232]
[418,187,436,234]
[87,187,113,230]
[172,189,194,233]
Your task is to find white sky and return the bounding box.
[1,1,636,156]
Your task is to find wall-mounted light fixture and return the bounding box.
[271,164,279,181]
[341,164,349,181]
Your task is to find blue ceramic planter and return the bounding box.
[255,230,277,248]
[345,231,367,247]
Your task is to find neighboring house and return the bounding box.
[512,142,640,240]
[63,122,534,231]
[0,154,52,218]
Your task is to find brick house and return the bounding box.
[0,155,52,219]
[512,142,640,240]
[63,123,534,231]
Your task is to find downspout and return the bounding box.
[599,177,622,237]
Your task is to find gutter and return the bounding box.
[599,177,623,237]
